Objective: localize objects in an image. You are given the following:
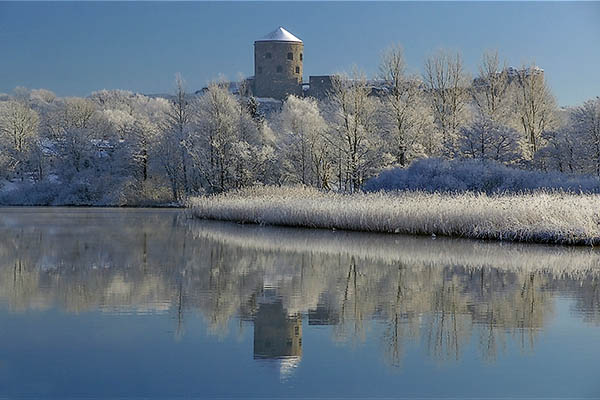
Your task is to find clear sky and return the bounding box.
[1,1,599,106]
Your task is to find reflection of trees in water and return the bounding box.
[577,279,599,325]
[0,211,599,366]
[548,274,600,326]
[381,265,421,367]
[335,257,365,343]
[422,275,471,363]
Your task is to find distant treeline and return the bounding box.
[0,47,598,205]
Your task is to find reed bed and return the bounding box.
[188,186,600,245]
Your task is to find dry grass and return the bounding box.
[188,185,600,245]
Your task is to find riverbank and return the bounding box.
[0,203,183,208]
[0,178,180,207]
[191,219,600,276]
[188,186,600,245]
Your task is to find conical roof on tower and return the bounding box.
[256,27,302,43]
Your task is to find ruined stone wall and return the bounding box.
[307,75,334,100]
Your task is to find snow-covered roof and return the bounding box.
[256,27,302,43]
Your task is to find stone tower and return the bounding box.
[254,27,303,100]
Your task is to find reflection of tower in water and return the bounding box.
[253,294,302,378]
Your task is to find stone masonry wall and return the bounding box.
[254,41,303,100]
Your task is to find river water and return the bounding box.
[0,208,598,398]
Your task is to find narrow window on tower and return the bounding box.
[265,52,272,59]
[277,65,283,73]
[295,66,300,74]
[287,52,293,60]
[300,53,303,61]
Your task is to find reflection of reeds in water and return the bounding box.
[0,209,598,367]
[190,219,600,278]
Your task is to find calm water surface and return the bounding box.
[0,208,599,398]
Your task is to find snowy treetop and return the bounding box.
[256,27,302,43]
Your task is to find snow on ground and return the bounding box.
[0,179,18,194]
[364,158,600,194]
[189,185,600,245]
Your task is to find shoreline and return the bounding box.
[189,186,600,246]
[0,204,184,209]
[190,218,600,277]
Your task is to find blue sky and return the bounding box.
[0,1,598,106]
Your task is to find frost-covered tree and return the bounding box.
[132,97,171,183]
[423,50,471,154]
[459,117,521,163]
[46,97,108,176]
[193,82,239,192]
[0,100,40,180]
[277,95,331,187]
[158,74,195,201]
[86,89,174,203]
[230,93,272,188]
[539,126,580,173]
[18,89,60,182]
[93,90,169,183]
[512,65,557,159]
[327,69,389,192]
[472,51,512,125]
[12,87,31,104]
[572,97,600,175]
[30,88,57,105]
[189,82,268,193]
[379,44,433,166]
